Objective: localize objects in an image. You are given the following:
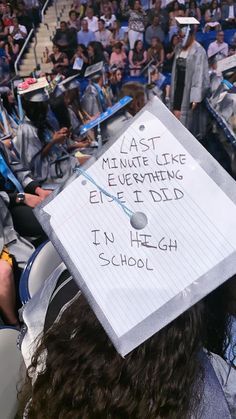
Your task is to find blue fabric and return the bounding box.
[0,153,24,193]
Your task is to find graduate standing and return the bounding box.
[170,17,210,138]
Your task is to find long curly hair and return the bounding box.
[19,274,236,419]
[18,293,208,419]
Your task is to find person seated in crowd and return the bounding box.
[108,65,123,101]
[100,4,116,28]
[71,43,89,74]
[110,20,128,50]
[95,18,112,51]
[129,39,147,76]
[1,88,20,137]
[8,16,27,49]
[1,3,15,28]
[84,6,99,32]
[52,21,77,60]
[109,41,127,69]
[0,141,50,239]
[186,0,201,21]
[68,9,80,31]
[18,277,236,418]
[23,0,41,26]
[207,31,229,59]
[168,1,185,41]
[221,0,236,29]
[0,195,34,327]
[87,40,107,65]
[81,70,110,116]
[0,17,8,40]
[145,15,165,47]
[147,36,165,69]
[44,44,69,76]
[0,38,9,81]
[71,0,86,19]
[147,0,169,32]
[103,81,146,141]
[4,33,19,72]
[203,0,221,32]
[58,76,96,149]
[163,33,180,73]
[12,88,88,186]
[145,64,165,101]
[77,18,95,47]
[16,1,32,33]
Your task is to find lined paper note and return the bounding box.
[43,109,236,346]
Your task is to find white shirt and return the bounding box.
[9,24,27,40]
[84,16,99,32]
[100,14,116,28]
[95,29,112,48]
[228,4,235,19]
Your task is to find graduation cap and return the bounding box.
[35,97,236,357]
[18,77,49,102]
[175,17,200,26]
[58,74,80,92]
[208,49,226,67]
[84,61,104,80]
[175,17,199,47]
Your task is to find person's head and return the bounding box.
[210,0,218,9]
[0,39,4,48]
[1,89,15,113]
[173,0,180,10]
[12,16,18,27]
[81,18,88,31]
[103,4,112,17]
[112,19,120,31]
[149,65,159,83]
[22,97,49,127]
[60,21,68,31]
[151,36,161,48]
[133,0,141,11]
[154,0,162,10]
[87,41,95,57]
[113,41,122,53]
[179,24,196,49]
[98,18,105,31]
[171,33,180,47]
[86,6,94,19]
[134,39,143,52]
[17,1,26,14]
[110,65,123,83]
[19,278,235,418]
[88,41,104,61]
[5,2,13,15]
[64,85,80,107]
[69,10,78,21]
[119,82,146,115]
[189,0,197,9]
[77,43,87,56]
[152,15,160,26]
[52,43,60,54]
[216,30,224,44]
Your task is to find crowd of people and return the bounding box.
[0,0,235,417]
[0,0,47,81]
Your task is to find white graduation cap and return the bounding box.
[35,97,236,357]
[175,17,200,26]
[84,61,104,78]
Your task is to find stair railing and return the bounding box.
[14,28,34,75]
